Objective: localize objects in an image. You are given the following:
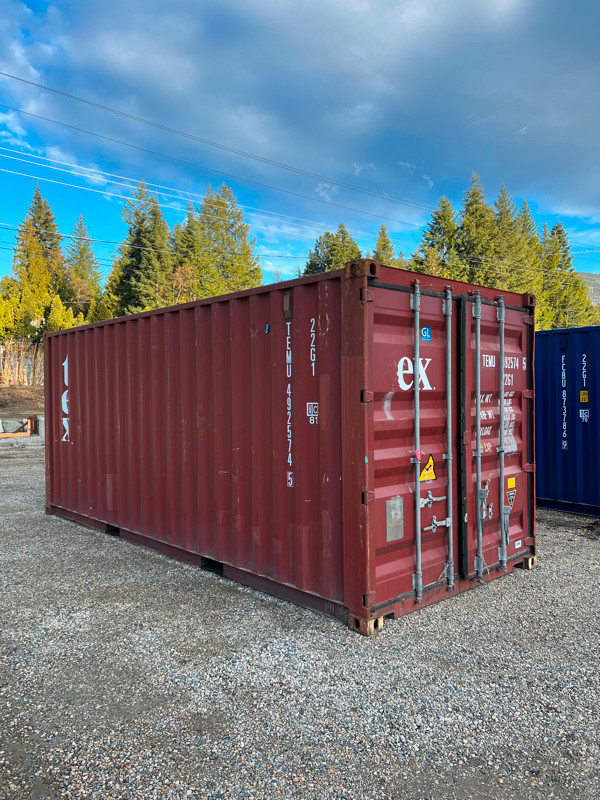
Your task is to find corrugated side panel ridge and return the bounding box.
[46,280,345,605]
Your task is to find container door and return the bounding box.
[460,295,535,580]
[369,284,460,610]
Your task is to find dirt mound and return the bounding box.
[0,386,45,417]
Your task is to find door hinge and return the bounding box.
[360,288,374,302]
[524,316,534,326]
[523,463,535,473]
[361,390,374,403]
[362,490,375,505]
[523,390,534,399]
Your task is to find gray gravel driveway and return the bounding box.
[1,441,598,799]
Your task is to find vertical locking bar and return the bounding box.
[473,292,484,581]
[443,288,454,590]
[411,282,423,602]
[497,296,508,570]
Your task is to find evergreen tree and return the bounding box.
[331,222,361,270]
[514,201,543,299]
[10,217,53,341]
[87,263,121,322]
[541,222,595,329]
[456,174,497,285]
[373,224,395,265]
[66,215,101,316]
[304,223,361,275]
[45,295,83,331]
[25,184,70,302]
[412,247,445,277]
[113,183,173,315]
[493,186,528,292]
[413,196,465,279]
[304,231,337,275]
[27,184,62,257]
[197,185,262,293]
[170,202,224,301]
[0,294,14,340]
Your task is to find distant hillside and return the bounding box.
[579,272,600,304]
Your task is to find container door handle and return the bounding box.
[420,490,447,509]
[424,516,451,534]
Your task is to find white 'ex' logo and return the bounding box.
[397,357,433,391]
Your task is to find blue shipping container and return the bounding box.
[536,326,600,514]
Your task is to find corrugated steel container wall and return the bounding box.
[536,326,600,514]
[46,261,536,632]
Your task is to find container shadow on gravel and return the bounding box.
[1,446,599,800]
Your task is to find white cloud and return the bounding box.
[315,183,339,202]
[0,0,599,256]
[352,161,375,176]
[0,110,27,137]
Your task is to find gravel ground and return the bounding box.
[1,442,598,800]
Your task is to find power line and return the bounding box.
[0,72,435,213]
[0,165,329,243]
[0,163,411,260]
[0,156,597,290]
[0,146,391,238]
[3,189,599,287]
[0,145,422,231]
[3,98,598,270]
[2,214,596,291]
[2,104,420,228]
[0,222,307,260]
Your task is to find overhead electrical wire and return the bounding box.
[0,146,388,238]
[0,111,424,229]
[0,149,415,254]
[1,104,417,226]
[4,149,598,276]
[3,76,599,254]
[0,72,435,213]
[0,77,597,279]
[1,220,596,293]
[0,165,351,246]
[2,106,597,270]
[0,222,307,260]
[0,171,597,285]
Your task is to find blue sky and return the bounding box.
[1,0,600,285]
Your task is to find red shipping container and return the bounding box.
[45,261,536,634]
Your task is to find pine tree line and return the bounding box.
[0,182,262,384]
[303,176,598,330]
[1,174,597,386]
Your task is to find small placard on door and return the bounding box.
[386,496,404,542]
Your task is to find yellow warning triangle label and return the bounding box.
[420,454,437,482]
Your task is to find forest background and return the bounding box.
[1,175,597,385]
